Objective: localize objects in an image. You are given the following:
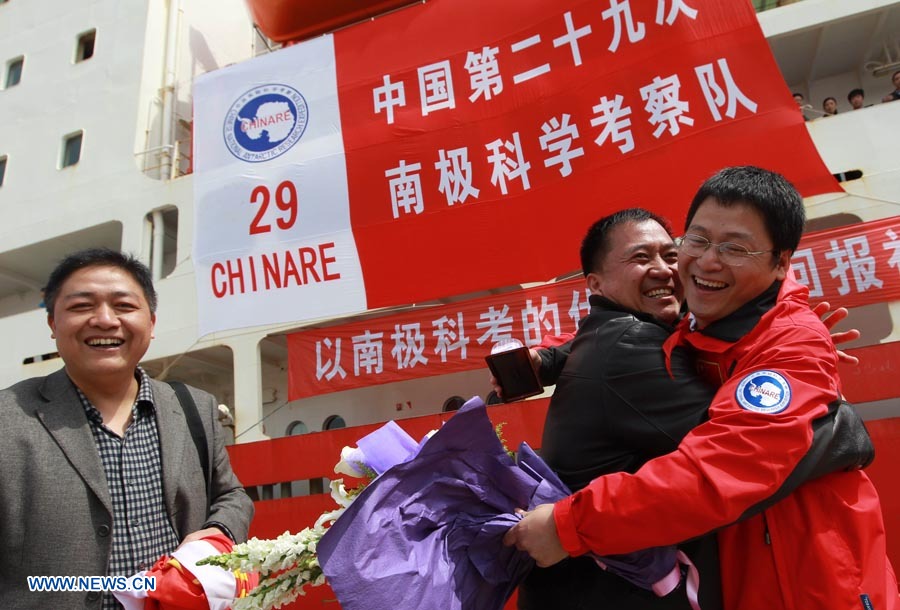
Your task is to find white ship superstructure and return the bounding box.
[1,0,899,449]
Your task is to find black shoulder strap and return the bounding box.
[167,381,211,508]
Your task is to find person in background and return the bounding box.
[848,87,866,110]
[0,248,254,610]
[822,96,838,116]
[882,70,900,103]
[792,92,810,120]
[505,166,897,610]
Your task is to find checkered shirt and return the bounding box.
[76,368,181,610]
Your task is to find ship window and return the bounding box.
[0,156,6,187]
[76,29,96,62]
[61,131,83,168]
[5,56,23,88]
[442,395,466,412]
[323,415,346,431]
[286,420,308,436]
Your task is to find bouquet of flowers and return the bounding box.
[202,397,691,610]
[314,398,687,610]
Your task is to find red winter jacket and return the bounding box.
[554,277,898,610]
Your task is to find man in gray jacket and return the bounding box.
[0,248,253,610]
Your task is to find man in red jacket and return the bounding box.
[505,166,899,610]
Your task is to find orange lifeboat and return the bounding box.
[245,0,422,43]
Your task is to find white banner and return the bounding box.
[193,35,366,335]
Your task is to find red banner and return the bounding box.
[335,0,838,309]
[195,0,840,335]
[792,215,900,309]
[288,216,900,400]
[288,278,588,399]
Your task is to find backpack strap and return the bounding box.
[167,381,211,512]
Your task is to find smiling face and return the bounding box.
[588,219,682,324]
[48,265,155,390]
[679,198,790,329]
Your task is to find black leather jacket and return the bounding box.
[540,298,714,491]
[520,295,721,610]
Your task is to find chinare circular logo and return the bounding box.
[223,84,308,162]
[735,370,792,414]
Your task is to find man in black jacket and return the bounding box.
[518,208,722,610]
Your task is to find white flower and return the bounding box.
[334,446,368,477]
[329,478,356,508]
[314,508,343,530]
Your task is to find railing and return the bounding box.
[134,138,192,180]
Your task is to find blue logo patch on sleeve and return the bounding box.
[735,370,791,414]
[860,594,874,610]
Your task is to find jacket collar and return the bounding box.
[36,369,113,515]
[33,371,194,523]
[588,293,677,332]
[663,279,785,372]
[693,280,782,343]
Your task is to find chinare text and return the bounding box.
[210,242,341,298]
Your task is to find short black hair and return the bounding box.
[792,92,803,99]
[685,166,805,256]
[847,88,864,101]
[580,208,673,276]
[44,248,158,316]
[823,96,837,105]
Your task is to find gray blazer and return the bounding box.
[0,369,254,609]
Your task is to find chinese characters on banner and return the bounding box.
[287,278,589,400]
[287,215,900,400]
[791,216,900,309]
[193,0,839,336]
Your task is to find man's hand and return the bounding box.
[178,526,224,548]
[502,503,568,567]
[813,301,860,365]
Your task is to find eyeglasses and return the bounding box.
[674,234,775,267]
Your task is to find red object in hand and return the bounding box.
[116,533,258,610]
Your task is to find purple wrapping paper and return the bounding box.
[356,420,421,475]
[317,398,679,610]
